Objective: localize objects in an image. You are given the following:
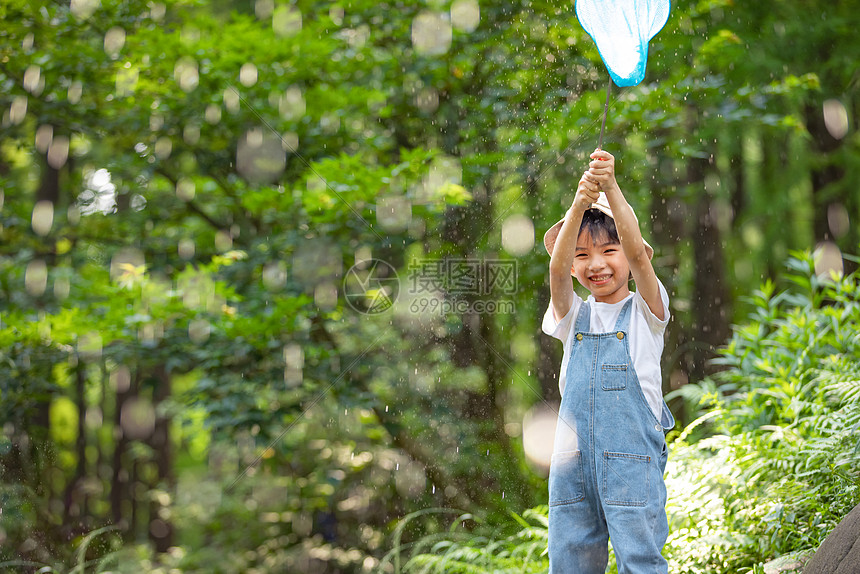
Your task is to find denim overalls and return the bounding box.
[548,298,675,574]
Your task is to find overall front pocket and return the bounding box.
[602,451,650,507]
[549,450,585,506]
[601,363,628,390]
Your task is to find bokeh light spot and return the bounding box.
[32,201,54,237]
[236,128,286,183]
[189,319,211,344]
[284,344,304,387]
[239,63,258,87]
[205,104,222,124]
[827,203,850,239]
[522,405,560,475]
[451,0,480,33]
[10,95,28,125]
[501,214,534,256]
[279,86,305,121]
[104,26,126,57]
[255,0,274,19]
[273,5,302,36]
[412,11,452,56]
[262,261,288,291]
[376,195,412,231]
[174,57,199,92]
[154,136,172,160]
[35,124,53,153]
[47,135,70,169]
[814,241,843,280]
[823,99,849,140]
[23,65,44,95]
[395,461,426,498]
[70,0,99,20]
[121,397,156,440]
[25,260,48,297]
[175,177,195,202]
[178,238,195,260]
[68,81,83,105]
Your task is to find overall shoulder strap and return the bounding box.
[612,297,634,331]
[574,301,591,333]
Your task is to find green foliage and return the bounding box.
[382,507,549,574]
[0,526,121,574]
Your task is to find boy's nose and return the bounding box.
[587,256,606,272]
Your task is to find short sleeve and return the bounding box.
[542,294,582,342]
[633,278,670,333]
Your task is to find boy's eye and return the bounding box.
[575,253,587,258]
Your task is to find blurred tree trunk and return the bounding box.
[148,364,174,552]
[62,358,89,534]
[36,151,60,205]
[650,150,687,416]
[805,99,846,243]
[536,284,560,403]
[691,186,731,380]
[686,107,731,382]
[111,366,134,536]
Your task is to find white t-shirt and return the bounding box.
[542,281,670,420]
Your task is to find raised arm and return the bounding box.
[549,174,601,321]
[584,149,664,320]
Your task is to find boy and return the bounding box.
[542,149,675,573]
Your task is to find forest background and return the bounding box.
[1,0,859,572]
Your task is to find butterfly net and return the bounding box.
[575,0,671,87]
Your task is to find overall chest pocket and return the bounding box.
[601,363,628,390]
[548,450,585,506]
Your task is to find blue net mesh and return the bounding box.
[575,0,671,87]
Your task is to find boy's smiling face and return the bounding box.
[572,228,631,304]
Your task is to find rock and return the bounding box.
[764,552,812,574]
[804,502,860,574]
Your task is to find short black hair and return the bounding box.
[578,208,620,244]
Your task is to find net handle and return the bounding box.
[598,78,611,150]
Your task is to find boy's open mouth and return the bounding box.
[589,274,612,285]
